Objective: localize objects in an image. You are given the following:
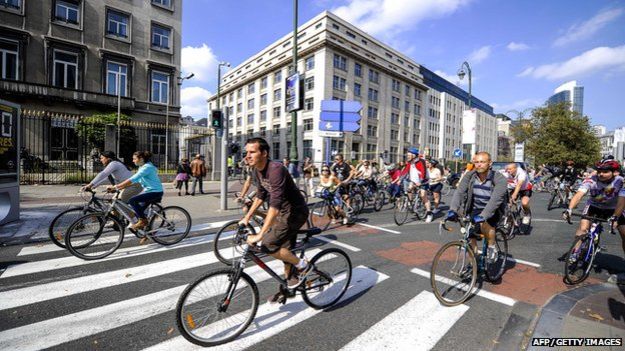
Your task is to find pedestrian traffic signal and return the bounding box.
[211,109,223,129]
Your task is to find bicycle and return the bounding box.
[430,216,509,306]
[500,199,531,239]
[48,189,109,248]
[346,180,365,215]
[64,190,192,260]
[176,225,352,346]
[547,181,568,211]
[309,188,357,231]
[393,185,427,226]
[355,178,385,212]
[563,213,615,285]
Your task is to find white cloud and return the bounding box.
[181,86,212,119]
[433,69,467,87]
[518,45,625,80]
[468,45,491,64]
[554,7,624,47]
[331,0,469,39]
[507,42,530,51]
[181,44,219,83]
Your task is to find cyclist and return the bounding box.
[317,165,346,223]
[356,159,377,193]
[501,162,532,225]
[563,159,625,256]
[427,159,444,214]
[399,147,433,222]
[448,151,508,262]
[239,138,310,300]
[83,150,142,203]
[562,160,581,200]
[110,151,164,236]
[331,154,356,222]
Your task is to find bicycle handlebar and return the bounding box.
[565,212,617,234]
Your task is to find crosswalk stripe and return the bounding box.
[0,247,322,311]
[315,235,361,252]
[0,251,335,351]
[357,223,401,234]
[410,267,516,306]
[339,291,468,350]
[142,265,389,351]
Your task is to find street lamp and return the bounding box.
[165,72,195,174]
[458,61,473,159]
[217,61,230,210]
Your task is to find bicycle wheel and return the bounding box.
[65,212,125,260]
[393,195,410,226]
[373,190,385,212]
[213,220,257,266]
[564,235,595,284]
[302,248,352,309]
[500,211,517,241]
[299,189,309,204]
[48,207,95,248]
[350,192,364,215]
[413,196,427,220]
[484,229,509,282]
[176,269,259,347]
[310,201,332,232]
[430,241,477,306]
[547,192,557,211]
[149,206,192,245]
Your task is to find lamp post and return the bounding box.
[289,0,299,167]
[116,70,122,158]
[165,72,195,174]
[458,61,473,159]
[218,61,230,210]
[176,72,195,161]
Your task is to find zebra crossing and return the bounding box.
[0,233,521,351]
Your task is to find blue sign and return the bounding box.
[453,148,463,158]
[319,121,360,132]
[321,100,362,113]
[319,111,361,123]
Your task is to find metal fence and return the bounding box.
[20,110,213,184]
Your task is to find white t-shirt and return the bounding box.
[428,167,442,185]
[501,168,529,191]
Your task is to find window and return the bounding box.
[368,69,379,83]
[305,98,314,111]
[260,93,267,106]
[236,117,242,126]
[305,56,315,71]
[303,119,313,131]
[367,106,378,119]
[305,76,314,91]
[367,125,377,137]
[260,76,268,89]
[150,71,169,103]
[368,88,378,102]
[354,63,362,77]
[247,82,255,94]
[107,9,129,38]
[53,50,78,89]
[391,97,400,109]
[55,1,80,25]
[404,101,410,112]
[273,89,281,101]
[333,54,347,71]
[260,110,267,122]
[151,134,166,155]
[405,85,410,96]
[354,83,361,97]
[0,39,19,80]
[247,98,255,109]
[332,75,346,91]
[274,71,282,83]
[247,114,254,124]
[236,102,242,112]
[414,89,422,100]
[152,0,171,8]
[151,24,171,49]
[414,104,421,116]
[391,113,399,124]
[391,130,399,140]
[106,61,127,96]
[237,88,242,98]
[273,142,280,160]
[273,106,281,118]
[0,0,21,10]
[392,79,400,92]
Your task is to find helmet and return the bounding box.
[407,147,419,156]
[430,159,439,166]
[594,160,620,171]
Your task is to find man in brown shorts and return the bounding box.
[239,138,310,301]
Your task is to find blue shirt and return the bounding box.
[129,162,163,193]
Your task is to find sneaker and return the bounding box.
[127,218,148,231]
[425,213,433,223]
[343,217,349,225]
[287,264,313,289]
[522,216,531,225]
[486,245,498,263]
[432,208,440,215]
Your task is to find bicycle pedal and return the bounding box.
[599,246,607,252]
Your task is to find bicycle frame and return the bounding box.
[442,217,489,273]
[99,192,163,234]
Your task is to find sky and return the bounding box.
[179,0,625,130]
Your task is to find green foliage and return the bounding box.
[512,102,600,167]
[77,113,134,146]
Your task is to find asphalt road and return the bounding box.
[0,191,623,351]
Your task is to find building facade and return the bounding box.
[547,80,584,116]
[1,0,183,171]
[599,127,625,163]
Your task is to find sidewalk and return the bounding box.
[0,180,245,245]
[527,278,625,351]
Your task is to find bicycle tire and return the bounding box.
[300,189,309,204]
[373,190,385,212]
[393,195,409,226]
[149,206,192,245]
[65,212,125,260]
[413,196,427,220]
[48,207,95,248]
[350,192,364,215]
[430,241,477,306]
[484,229,509,282]
[547,192,557,211]
[564,235,595,285]
[176,269,259,347]
[310,201,332,232]
[501,211,517,240]
[213,220,257,266]
[302,248,352,309]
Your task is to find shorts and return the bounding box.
[471,209,502,228]
[582,205,625,225]
[262,207,309,253]
[518,189,532,198]
[429,183,443,194]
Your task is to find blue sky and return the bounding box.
[179,0,625,130]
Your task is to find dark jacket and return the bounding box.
[450,169,508,219]
[177,163,191,175]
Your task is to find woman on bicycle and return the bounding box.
[83,151,142,203]
[110,151,164,234]
[318,165,348,224]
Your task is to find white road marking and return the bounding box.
[340,291,468,351]
[315,235,361,252]
[357,222,401,234]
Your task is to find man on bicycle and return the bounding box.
[448,151,508,262]
[239,138,310,299]
[501,163,532,225]
[562,160,580,200]
[563,158,625,256]
[399,147,433,222]
[331,154,356,223]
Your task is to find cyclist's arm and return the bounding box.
[511,178,522,200]
[344,165,356,183]
[567,190,586,211]
[449,170,473,213]
[243,196,264,223]
[88,162,117,188]
[114,178,133,190]
[240,176,252,198]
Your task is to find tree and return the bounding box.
[512,102,600,167]
[77,113,137,164]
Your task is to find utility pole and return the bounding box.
[289,0,299,166]
[218,62,230,210]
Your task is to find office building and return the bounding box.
[547,80,584,116]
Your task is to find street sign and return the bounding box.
[320,100,362,113]
[453,148,462,158]
[319,121,360,132]
[285,73,302,112]
[319,111,361,123]
[318,131,344,138]
[514,143,525,162]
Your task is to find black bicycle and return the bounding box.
[176,225,352,346]
[48,189,109,248]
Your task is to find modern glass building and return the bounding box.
[547,81,584,115]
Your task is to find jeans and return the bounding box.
[128,192,163,219]
[191,176,204,194]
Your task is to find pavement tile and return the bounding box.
[544,295,578,314]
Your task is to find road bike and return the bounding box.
[176,225,352,346]
[500,199,531,240]
[64,190,191,260]
[309,188,357,231]
[563,213,615,285]
[354,178,386,212]
[393,185,427,225]
[547,181,569,211]
[430,216,509,306]
[48,189,109,248]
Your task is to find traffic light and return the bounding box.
[211,109,223,129]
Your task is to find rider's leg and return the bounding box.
[420,189,431,212]
[480,221,497,247]
[521,195,531,214]
[433,191,440,210]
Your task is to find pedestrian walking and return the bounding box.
[302,156,316,196]
[190,154,207,195]
[175,158,191,196]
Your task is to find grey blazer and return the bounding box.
[449,169,508,219]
